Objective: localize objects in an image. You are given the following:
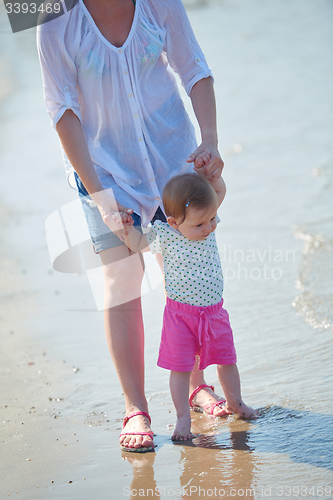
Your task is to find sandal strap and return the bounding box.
[189,384,215,407]
[122,411,151,429]
[202,399,227,416]
[119,431,154,437]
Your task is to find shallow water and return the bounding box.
[0,0,333,498]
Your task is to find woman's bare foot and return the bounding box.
[120,413,154,450]
[171,415,195,441]
[190,385,232,417]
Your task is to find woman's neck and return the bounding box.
[83,0,135,48]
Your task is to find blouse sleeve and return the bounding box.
[162,0,213,96]
[146,224,162,254]
[37,13,81,128]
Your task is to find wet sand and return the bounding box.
[1,0,333,498]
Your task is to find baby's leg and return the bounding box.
[169,371,195,441]
[217,364,256,419]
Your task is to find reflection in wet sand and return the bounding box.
[122,405,333,498]
[124,415,259,499]
[175,416,257,498]
[122,452,160,500]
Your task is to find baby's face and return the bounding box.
[176,203,218,241]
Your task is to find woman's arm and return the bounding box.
[56,110,133,224]
[159,1,222,181]
[187,77,224,182]
[56,110,102,194]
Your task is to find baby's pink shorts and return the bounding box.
[157,297,237,372]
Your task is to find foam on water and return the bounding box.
[293,227,333,333]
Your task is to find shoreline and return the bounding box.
[0,199,95,494]
[1,0,333,497]
[0,16,99,495]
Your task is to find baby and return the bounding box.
[107,164,256,441]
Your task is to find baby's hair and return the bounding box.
[162,173,217,224]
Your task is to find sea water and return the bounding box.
[0,0,332,498]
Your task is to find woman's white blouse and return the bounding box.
[37,0,213,225]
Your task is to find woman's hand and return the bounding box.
[187,143,224,182]
[188,78,224,181]
[90,188,134,232]
[103,210,134,241]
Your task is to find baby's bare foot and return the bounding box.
[171,415,195,441]
[234,402,258,420]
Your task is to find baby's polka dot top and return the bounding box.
[147,220,224,306]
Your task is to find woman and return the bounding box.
[37,0,225,452]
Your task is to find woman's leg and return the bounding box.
[100,245,154,449]
[169,370,194,441]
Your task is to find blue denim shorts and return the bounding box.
[75,173,166,253]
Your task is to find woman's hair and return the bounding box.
[162,173,217,223]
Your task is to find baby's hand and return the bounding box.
[112,211,134,226]
[103,210,134,235]
[193,151,211,170]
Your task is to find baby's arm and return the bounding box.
[104,212,150,253]
[194,152,226,207]
[209,174,226,207]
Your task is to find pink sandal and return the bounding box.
[119,411,155,453]
[189,384,232,417]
